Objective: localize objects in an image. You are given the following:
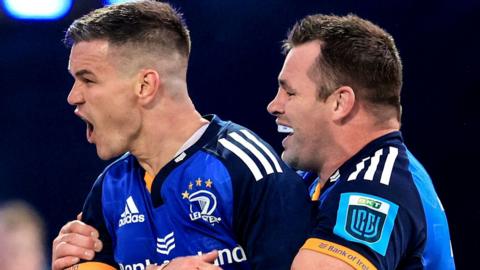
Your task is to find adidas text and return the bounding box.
[119,214,145,227]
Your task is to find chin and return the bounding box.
[281,151,299,170]
[96,148,120,161]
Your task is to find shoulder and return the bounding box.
[84,152,137,204]
[337,142,420,202]
[204,118,288,183]
[311,143,427,260]
[329,142,425,229]
[91,152,136,187]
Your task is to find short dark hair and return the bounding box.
[64,0,190,57]
[284,14,402,113]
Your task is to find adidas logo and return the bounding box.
[119,196,145,227]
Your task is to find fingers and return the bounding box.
[52,220,102,270]
[59,220,98,238]
[53,236,98,259]
[199,250,219,263]
[161,251,222,270]
[52,256,80,270]
[77,212,83,221]
[55,220,102,251]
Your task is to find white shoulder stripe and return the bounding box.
[219,138,263,181]
[228,132,274,175]
[239,129,283,173]
[364,149,383,180]
[348,157,369,181]
[380,147,398,185]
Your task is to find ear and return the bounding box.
[135,69,161,105]
[331,86,355,121]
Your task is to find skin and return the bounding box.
[51,214,101,270]
[67,40,142,161]
[268,41,335,177]
[0,225,45,270]
[53,39,214,270]
[267,41,399,269]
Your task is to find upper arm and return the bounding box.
[219,128,314,269]
[292,249,354,270]
[80,175,116,267]
[229,148,313,268]
[295,238,378,270]
[305,146,424,270]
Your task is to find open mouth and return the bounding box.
[277,124,294,135]
[83,119,95,143]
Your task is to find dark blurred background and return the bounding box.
[0,0,478,268]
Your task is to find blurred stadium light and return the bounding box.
[104,0,132,5]
[2,0,72,20]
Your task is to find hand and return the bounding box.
[51,213,103,270]
[146,251,222,270]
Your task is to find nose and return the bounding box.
[267,90,284,116]
[67,81,84,106]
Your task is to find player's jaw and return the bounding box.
[276,117,315,171]
[275,120,298,165]
[73,109,115,160]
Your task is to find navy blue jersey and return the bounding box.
[79,115,313,270]
[303,132,455,270]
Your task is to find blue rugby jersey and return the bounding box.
[78,115,313,270]
[302,132,455,270]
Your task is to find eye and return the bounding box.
[82,78,95,85]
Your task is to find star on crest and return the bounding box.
[181,190,190,199]
[205,179,213,188]
[195,178,202,186]
[188,182,193,190]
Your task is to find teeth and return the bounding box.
[278,125,294,134]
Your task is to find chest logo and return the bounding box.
[181,178,222,225]
[119,196,145,227]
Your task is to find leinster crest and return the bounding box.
[181,178,221,225]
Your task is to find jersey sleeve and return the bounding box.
[76,174,117,268]
[222,131,314,270]
[305,156,425,269]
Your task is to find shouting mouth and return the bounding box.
[74,109,95,144]
[85,120,94,143]
[77,115,95,144]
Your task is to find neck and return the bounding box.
[132,99,208,176]
[318,122,399,182]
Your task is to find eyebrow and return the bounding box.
[72,69,96,78]
[278,79,295,92]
